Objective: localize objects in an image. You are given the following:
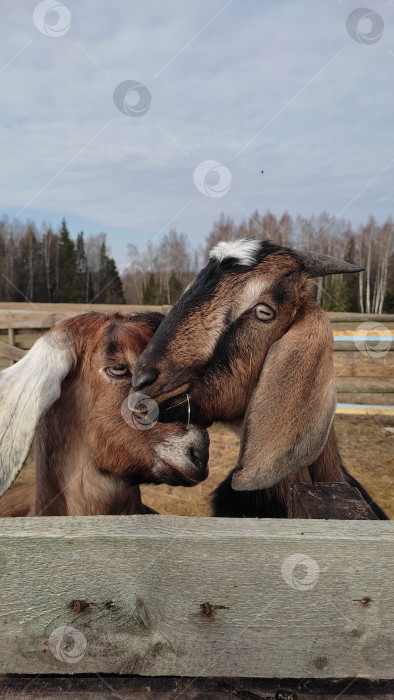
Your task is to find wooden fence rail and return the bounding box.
[0,341,26,362]
[0,313,393,378]
[0,516,393,678]
[0,307,172,330]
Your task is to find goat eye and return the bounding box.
[106,365,130,378]
[254,304,275,322]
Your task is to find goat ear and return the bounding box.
[0,330,76,497]
[231,301,336,491]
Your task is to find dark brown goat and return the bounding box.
[0,312,209,517]
[132,240,387,519]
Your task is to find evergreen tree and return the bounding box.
[85,237,125,304]
[15,225,43,301]
[58,219,77,302]
[75,231,88,303]
[322,236,359,312]
[384,289,394,312]
[103,257,126,304]
[142,273,162,304]
[0,212,392,310]
[168,271,183,304]
[42,226,59,302]
[341,235,359,310]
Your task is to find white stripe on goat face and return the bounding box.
[181,302,229,363]
[209,239,261,267]
[180,275,273,362]
[230,277,274,322]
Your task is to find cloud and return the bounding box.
[1,0,393,265]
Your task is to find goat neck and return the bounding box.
[35,401,145,516]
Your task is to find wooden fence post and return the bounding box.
[7,327,15,346]
[289,483,378,519]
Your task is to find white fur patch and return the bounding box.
[153,428,205,477]
[209,239,261,267]
[234,278,272,320]
[0,333,76,496]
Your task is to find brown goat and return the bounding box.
[132,240,387,519]
[0,312,209,517]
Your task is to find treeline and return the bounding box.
[123,211,394,313]
[1,211,393,312]
[123,230,199,305]
[0,217,124,303]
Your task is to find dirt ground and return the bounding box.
[143,416,394,518]
[11,415,394,519]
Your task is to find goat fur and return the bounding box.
[132,240,388,520]
[0,312,209,517]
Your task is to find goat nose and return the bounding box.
[132,369,158,391]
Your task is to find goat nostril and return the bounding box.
[132,369,159,392]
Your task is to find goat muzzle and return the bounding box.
[133,364,195,403]
[153,426,210,486]
[132,369,158,392]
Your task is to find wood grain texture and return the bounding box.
[289,483,378,520]
[0,676,393,699]
[0,341,26,361]
[334,364,394,378]
[0,306,170,329]
[0,304,390,321]
[0,517,393,678]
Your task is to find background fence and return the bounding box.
[1,305,393,413]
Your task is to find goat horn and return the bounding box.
[295,250,365,278]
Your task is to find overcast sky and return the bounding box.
[1,0,393,268]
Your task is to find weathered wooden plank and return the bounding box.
[334,364,394,378]
[0,306,171,329]
[0,305,391,320]
[0,676,393,699]
[0,303,168,313]
[7,328,15,346]
[334,343,394,352]
[0,341,26,361]
[289,483,378,520]
[0,320,70,330]
[0,312,73,330]
[329,315,394,322]
[334,346,394,351]
[0,517,392,678]
[337,387,394,394]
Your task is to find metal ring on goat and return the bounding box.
[165,394,191,428]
